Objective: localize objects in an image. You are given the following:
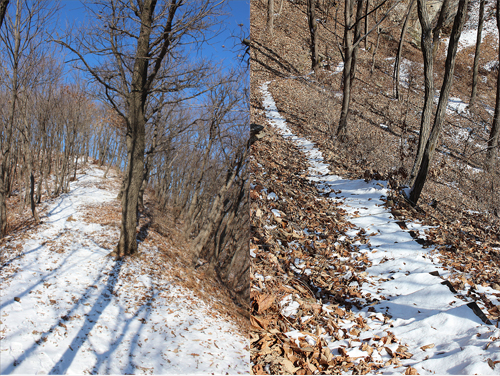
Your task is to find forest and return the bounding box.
[250,0,500,373]
[0,0,249,374]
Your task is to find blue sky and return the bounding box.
[56,0,249,72]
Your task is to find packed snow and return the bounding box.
[0,167,248,374]
[261,81,500,375]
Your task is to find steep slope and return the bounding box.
[250,81,499,374]
[0,166,249,374]
[250,0,500,374]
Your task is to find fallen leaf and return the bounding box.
[251,315,269,330]
[420,343,435,351]
[488,358,495,370]
[282,359,300,374]
[257,294,275,314]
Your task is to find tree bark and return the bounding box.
[0,0,8,29]
[409,0,435,184]
[115,0,155,257]
[409,0,469,205]
[308,0,319,72]
[394,0,416,100]
[470,0,485,106]
[350,0,364,82]
[336,0,355,141]
[486,0,500,170]
[0,0,21,237]
[267,0,274,37]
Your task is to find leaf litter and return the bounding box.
[250,81,500,375]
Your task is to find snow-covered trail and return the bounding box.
[260,81,500,375]
[0,167,248,375]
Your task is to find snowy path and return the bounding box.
[260,81,500,375]
[0,167,248,375]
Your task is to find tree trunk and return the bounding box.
[30,172,40,223]
[308,0,319,72]
[267,0,274,37]
[115,1,155,257]
[0,0,21,237]
[116,98,146,257]
[409,0,469,205]
[0,168,6,236]
[364,0,369,50]
[470,0,485,106]
[0,0,8,29]
[350,0,364,82]
[370,7,380,74]
[409,0,435,184]
[431,0,451,60]
[336,0,354,141]
[191,150,246,263]
[394,0,416,100]
[485,0,500,170]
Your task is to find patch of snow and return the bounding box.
[484,60,499,72]
[267,192,278,200]
[0,167,248,375]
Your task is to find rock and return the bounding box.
[14,297,21,302]
[392,0,460,48]
[492,283,500,291]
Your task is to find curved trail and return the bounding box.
[260,81,500,375]
[0,167,248,375]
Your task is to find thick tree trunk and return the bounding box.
[116,100,146,257]
[469,0,485,106]
[409,0,435,184]
[486,0,500,170]
[409,0,469,205]
[115,0,155,256]
[336,0,354,141]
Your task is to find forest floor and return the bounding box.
[250,81,500,374]
[0,165,249,374]
[250,0,500,374]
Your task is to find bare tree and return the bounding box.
[408,0,451,184]
[0,0,57,236]
[486,0,500,170]
[394,0,416,100]
[56,0,223,257]
[267,0,274,36]
[336,0,402,140]
[409,0,469,205]
[469,0,485,106]
[307,0,319,72]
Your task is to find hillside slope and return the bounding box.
[250,0,500,374]
[0,165,249,374]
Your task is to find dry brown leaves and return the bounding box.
[250,119,415,373]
